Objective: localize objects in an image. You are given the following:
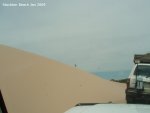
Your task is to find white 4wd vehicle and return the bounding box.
[126,53,150,103]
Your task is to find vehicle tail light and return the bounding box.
[126,78,130,89]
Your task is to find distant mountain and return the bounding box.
[92,70,131,80]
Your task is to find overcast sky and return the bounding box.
[0,0,150,72]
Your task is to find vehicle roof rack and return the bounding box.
[134,53,150,64]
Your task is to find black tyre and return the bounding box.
[126,95,135,104]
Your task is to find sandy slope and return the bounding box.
[0,45,126,113]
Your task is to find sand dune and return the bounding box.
[0,45,126,113]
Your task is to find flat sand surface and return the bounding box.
[0,45,126,113]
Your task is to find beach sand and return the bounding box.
[0,45,126,113]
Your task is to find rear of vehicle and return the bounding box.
[126,63,150,103]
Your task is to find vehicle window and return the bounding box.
[134,65,150,77]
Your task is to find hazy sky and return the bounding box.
[0,0,150,72]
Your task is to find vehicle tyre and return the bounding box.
[126,95,134,104]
